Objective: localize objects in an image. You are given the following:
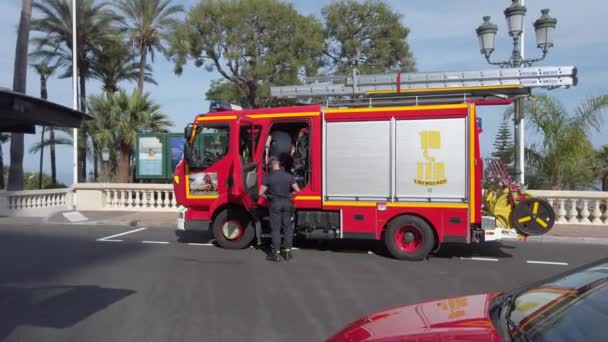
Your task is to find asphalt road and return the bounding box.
[0,222,606,342]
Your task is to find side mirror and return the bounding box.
[184,123,195,142]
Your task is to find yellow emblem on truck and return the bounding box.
[414,131,448,186]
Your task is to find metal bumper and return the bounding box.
[177,207,210,232]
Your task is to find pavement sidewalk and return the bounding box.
[2,210,607,244]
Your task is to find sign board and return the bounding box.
[136,135,165,178]
[168,134,186,174]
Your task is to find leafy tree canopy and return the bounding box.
[322,0,415,74]
[168,0,325,108]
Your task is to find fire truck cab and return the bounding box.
[173,66,576,260]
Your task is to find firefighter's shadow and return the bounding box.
[0,284,134,341]
[432,242,514,259]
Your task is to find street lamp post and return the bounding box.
[475,0,557,186]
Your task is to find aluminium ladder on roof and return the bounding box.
[269,66,578,100]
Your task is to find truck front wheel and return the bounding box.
[212,208,255,249]
[384,215,435,261]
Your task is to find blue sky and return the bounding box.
[1,0,607,185]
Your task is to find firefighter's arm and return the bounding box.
[258,184,268,199]
[291,182,301,195]
[264,135,272,163]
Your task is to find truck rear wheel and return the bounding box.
[384,215,435,261]
[212,208,255,249]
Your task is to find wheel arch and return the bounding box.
[210,203,253,227]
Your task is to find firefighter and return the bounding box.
[258,156,301,262]
[264,129,295,172]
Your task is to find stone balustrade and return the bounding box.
[528,190,608,225]
[1,184,606,226]
[73,183,177,212]
[0,188,73,217]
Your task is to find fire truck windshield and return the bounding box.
[184,124,230,169]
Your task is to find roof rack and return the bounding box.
[270,66,577,107]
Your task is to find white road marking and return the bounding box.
[97,239,123,242]
[526,260,569,266]
[188,243,214,246]
[97,227,147,241]
[460,257,499,262]
[142,241,170,244]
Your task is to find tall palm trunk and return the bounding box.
[7,0,33,191]
[118,142,132,183]
[0,140,5,189]
[49,127,56,184]
[137,47,147,93]
[37,126,45,188]
[78,68,87,182]
[38,73,48,189]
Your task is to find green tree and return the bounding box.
[90,41,156,94]
[23,171,67,190]
[506,94,608,190]
[205,79,249,107]
[31,62,60,188]
[169,0,324,108]
[593,145,608,191]
[7,0,33,191]
[115,0,183,93]
[89,90,172,182]
[321,0,415,74]
[31,0,121,182]
[491,118,514,173]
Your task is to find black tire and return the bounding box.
[212,207,255,249]
[384,215,435,261]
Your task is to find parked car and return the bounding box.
[327,258,608,341]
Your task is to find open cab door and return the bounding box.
[235,119,261,205]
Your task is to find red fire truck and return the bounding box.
[173,66,576,260]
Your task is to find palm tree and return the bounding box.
[115,0,183,93]
[593,146,608,191]
[506,94,608,190]
[90,41,156,94]
[7,0,33,191]
[89,89,172,182]
[30,0,121,182]
[31,62,59,188]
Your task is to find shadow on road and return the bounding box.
[0,284,135,340]
[433,242,515,259]
[0,229,149,285]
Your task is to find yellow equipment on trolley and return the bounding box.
[483,159,555,237]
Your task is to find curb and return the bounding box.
[503,235,608,245]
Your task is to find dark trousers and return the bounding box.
[269,199,294,253]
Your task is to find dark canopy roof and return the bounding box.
[0,89,92,133]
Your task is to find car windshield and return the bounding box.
[190,125,230,168]
[506,261,608,342]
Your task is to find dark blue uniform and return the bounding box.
[263,169,296,252]
[269,130,294,170]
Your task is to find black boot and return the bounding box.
[266,251,281,262]
[280,248,293,261]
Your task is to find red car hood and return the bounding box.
[327,293,504,342]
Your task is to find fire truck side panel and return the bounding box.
[322,104,472,242]
[394,117,467,202]
[442,207,470,242]
[339,206,378,238]
[325,120,391,200]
